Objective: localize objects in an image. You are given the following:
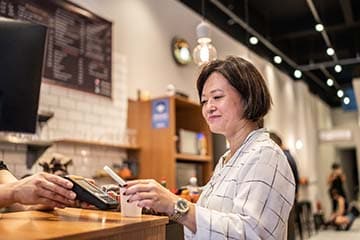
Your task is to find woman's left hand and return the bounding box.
[124,179,178,215]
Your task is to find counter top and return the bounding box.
[0,208,168,240]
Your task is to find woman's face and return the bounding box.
[201,72,245,135]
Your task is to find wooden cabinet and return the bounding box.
[128,96,213,189]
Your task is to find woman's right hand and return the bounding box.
[124,179,178,216]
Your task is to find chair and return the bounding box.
[296,201,313,238]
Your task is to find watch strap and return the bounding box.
[170,210,184,221]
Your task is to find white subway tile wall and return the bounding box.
[1,53,129,179]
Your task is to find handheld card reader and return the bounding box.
[64,175,118,210]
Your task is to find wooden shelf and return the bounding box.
[0,135,52,147]
[175,153,211,162]
[0,135,53,168]
[174,96,200,108]
[54,138,140,150]
[128,97,213,189]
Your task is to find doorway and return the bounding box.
[338,148,359,201]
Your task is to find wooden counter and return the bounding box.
[0,208,168,240]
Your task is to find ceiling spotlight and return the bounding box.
[249,36,258,45]
[326,78,334,86]
[315,23,324,32]
[294,70,302,79]
[326,47,335,56]
[273,56,282,64]
[227,19,235,25]
[334,64,342,73]
[343,97,350,105]
[337,89,344,98]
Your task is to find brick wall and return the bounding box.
[2,53,129,181]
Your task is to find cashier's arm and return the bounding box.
[0,169,25,210]
[0,169,76,211]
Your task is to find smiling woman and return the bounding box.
[197,56,272,130]
[123,56,296,240]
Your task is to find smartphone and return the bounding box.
[65,175,119,210]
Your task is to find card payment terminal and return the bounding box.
[65,175,118,210]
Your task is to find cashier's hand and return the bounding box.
[12,172,76,208]
[124,179,178,216]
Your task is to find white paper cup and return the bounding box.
[120,187,142,217]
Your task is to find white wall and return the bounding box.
[39,53,128,141]
[71,0,199,100]
[70,0,268,101]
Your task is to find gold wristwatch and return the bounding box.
[169,198,190,221]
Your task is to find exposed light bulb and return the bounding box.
[326,78,334,86]
[273,56,282,64]
[193,21,217,66]
[199,44,210,61]
[337,89,344,98]
[315,23,324,32]
[326,47,335,56]
[193,42,217,65]
[249,36,258,45]
[343,97,350,105]
[294,70,302,79]
[334,64,342,73]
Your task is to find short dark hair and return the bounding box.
[197,56,272,127]
[269,132,283,146]
[330,188,339,197]
[332,163,340,170]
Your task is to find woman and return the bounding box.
[327,163,346,212]
[124,56,295,239]
[324,188,357,230]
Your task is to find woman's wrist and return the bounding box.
[166,194,181,216]
[177,203,196,233]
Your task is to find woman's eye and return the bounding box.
[200,99,208,105]
[213,95,224,100]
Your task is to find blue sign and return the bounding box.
[152,99,169,128]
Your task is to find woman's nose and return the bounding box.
[205,102,216,114]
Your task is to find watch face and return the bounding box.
[177,199,189,212]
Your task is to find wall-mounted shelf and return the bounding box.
[175,153,211,162]
[0,135,52,169]
[0,135,52,147]
[54,139,140,150]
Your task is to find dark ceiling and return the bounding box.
[179,0,360,108]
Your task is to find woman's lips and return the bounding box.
[207,115,221,123]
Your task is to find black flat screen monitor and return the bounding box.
[0,18,47,133]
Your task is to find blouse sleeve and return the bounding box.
[184,146,295,240]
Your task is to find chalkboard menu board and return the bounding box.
[0,0,112,97]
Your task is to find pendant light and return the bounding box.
[192,0,217,66]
